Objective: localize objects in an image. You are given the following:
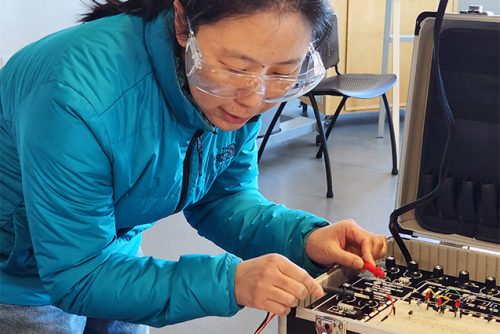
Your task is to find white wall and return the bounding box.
[458,0,500,14]
[2,0,497,66]
[0,0,85,65]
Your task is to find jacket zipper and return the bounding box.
[174,129,204,213]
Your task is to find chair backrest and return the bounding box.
[317,13,340,70]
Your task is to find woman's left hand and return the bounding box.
[305,219,387,270]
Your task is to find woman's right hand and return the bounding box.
[234,254,324,316]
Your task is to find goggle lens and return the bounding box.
[185,32,325,104]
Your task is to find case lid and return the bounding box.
[396,13,500,252]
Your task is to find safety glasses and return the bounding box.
[184,25,326,104]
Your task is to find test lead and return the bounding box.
[323,286,370,300]
[363,261,386,279]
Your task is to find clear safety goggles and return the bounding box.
[184,26,326,104]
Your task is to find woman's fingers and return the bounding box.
[234,254,323,315]
[277,257,324,298]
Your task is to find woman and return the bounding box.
[0,0,387,332]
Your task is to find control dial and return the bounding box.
[432,265,444,279]
[407,260,420,278]
[385,256,399,278]
[458,270,470,286]
[485,276,497,293]
[385,256,396,270]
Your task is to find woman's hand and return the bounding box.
[305,219,387,269]
[234,254,324,316]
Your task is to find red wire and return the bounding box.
[254,313,276,334]
[385,293,395,318]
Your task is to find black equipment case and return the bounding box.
[281,12,500,334]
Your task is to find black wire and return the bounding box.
[389,0,455,265]
[253,312,271,334]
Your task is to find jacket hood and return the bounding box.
[144,10,215,132]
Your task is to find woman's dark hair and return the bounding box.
[81,0,334,46]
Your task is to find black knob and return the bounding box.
[364,287,374,299]
[408,261,419,274]
[433,265,444,278]
[385,256,396,269]
[365,287,376,307]
[485,276,497,291]
[458,270,470,286]
[342,282,351,289]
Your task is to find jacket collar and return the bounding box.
[144,10,215,133]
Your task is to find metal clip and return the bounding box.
[315,316,346,334]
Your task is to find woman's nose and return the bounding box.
[235,91,265,109]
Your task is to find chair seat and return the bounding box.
[312,73,397,99]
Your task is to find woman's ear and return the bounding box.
[173,0,189,47]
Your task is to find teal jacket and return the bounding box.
[0,10,328,327]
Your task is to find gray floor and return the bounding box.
[142,104,404,334]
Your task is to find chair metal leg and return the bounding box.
[325,96,348,141]
[257,101,287,163]
[300,101,308,117]
[316,96,348,159]
[382,94,398,175]
[307,93,334,198]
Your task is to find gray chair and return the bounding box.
[258,13,398,198]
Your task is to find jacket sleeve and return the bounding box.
[184,120,330,277]
[17,82,241,327]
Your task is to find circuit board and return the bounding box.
[307,257,500,333]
